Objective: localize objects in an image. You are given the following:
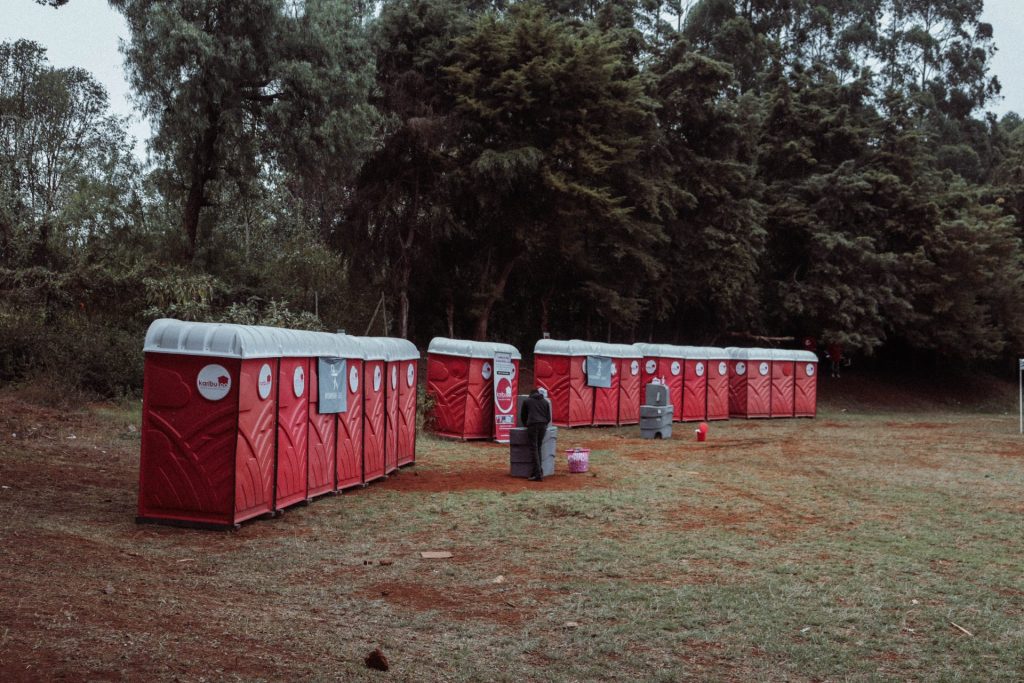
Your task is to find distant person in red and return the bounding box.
[827,343,843,378]
[519,387,551,481]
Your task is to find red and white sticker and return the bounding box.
[197,364,231,401]
[718,361,727,376]
[695,362,705,377]
[349,365,360,393]
[759,362,769,376]
[482,362,492,380]
[391,365,397,390]
[373,366,382,392]
[631,360,640,375]
[407,363,415,387]
[645,359,656,374]
[293,365,305,398]
[806,363,815,377]
[258,363,273,400]
[736,362,746,376]
[671,361,681,376]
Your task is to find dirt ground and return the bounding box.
[1,376,1022,681]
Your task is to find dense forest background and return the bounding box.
[4,0,1024,397]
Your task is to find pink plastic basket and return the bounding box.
[566,447,590,473]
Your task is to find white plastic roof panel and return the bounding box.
[792,350,818,362]
[428,337,522,360]
[534,339,592,356]
[604,343,643,359]
[144,318,345,359]
[360,336,420,361]
[770,349,796,361]
[703,347,730,359]
[727,347,774,361]
[634,343,707,359]
[335,333,364,359]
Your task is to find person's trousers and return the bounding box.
[527,423,546,478]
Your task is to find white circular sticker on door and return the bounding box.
[645,359,656,374]
[293,365,305,398]
[759,362,769,376]
[373,366,382,392]
[611,362,617,376]
[631,360,640,376]
[510,364,517,379]
[736,362,746,376]
[806,363,815,377]
[581,359,588,374]
[695,362,705,377]
[258,363,273,400]
[391,365,397,390]
[671,361,681,376]
[196,364,231,401]
[718,361,727,376]
[349,365,360,393]
[407,363,415,387]
[482,362,492,380]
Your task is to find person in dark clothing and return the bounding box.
[519,388,552,481]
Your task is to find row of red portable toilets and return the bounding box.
[532,342,818,428]
[137,319,419,529]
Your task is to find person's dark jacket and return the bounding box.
[520,390,551,427]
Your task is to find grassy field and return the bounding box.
[0,377,1022,681]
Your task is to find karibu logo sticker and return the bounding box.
[759,362,769,376]
[495,377,514,413]
[391,365,397,390]
[349,365,359,393]
[718,361,727,376]
[373,366,382,392]
[736,362,746,375]
[258,363,273,399]
[806,363,815,377]
[671,361,681,376]
[482,362,492,380]
[197,364,231,401]
[645,359,656,374]
[695,362,705,377]
[631,360,640,375]
[407,363,415,387]
[293,365,305,398]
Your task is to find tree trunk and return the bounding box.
[472,256,517,341]
[182,105,221,259]
[397,259,411,339]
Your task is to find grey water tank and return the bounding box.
[640,404,672,419]
[645,383,669,406]
[509,425,557,477]
[641,425,673,440]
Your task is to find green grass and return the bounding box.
[1,396,1022,681]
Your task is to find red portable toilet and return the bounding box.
[635,343,686,421]
[360,339,388,483]
[769,349,796,418]
[426,338,521,439]
[391,339,420,467]
[335,334,364,490]
[704,347,730,421]
[793,350,819,417]
[727,347,772,418]
[533,339,595,427]
[296,330,355,500]
[592,342,621,426]
[612,344,642,425]
[679,346,709,422]
[138,319,284,529]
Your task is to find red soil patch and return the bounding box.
[375,464,606,493]
[365,580,550,626]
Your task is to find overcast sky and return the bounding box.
[4,0,1024,160]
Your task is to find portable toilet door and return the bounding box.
[680,347,709,422]
[769,349,796,418]
[467,341,521,439]
[793,350,819,417]
[635,343,686,421]
[361,339,388,483]
[727,347,750,418]
[704,348,730,421]
[533,339,578,427]
[592,342,621,426]
[306,361,335,499]
[138,319,283,529]
[335,335,364,490]
[393,339,420,467]
[426,338,472,438]
[748,348,773,418]
[614,344,643,425]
